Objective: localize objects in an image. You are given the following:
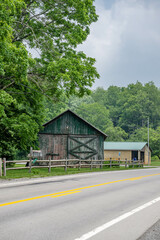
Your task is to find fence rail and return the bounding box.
[0,158,143,177]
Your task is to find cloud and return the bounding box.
[78,0,160,89]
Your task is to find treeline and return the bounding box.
[44,81,160,158]
[1,80,160,159]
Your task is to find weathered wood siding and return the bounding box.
[40,111,99,135]
[67,135,104,160]
[39,134,67,160]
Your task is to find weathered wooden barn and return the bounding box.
[39,110,107,161]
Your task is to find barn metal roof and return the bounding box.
[43,109,107,138]
[104,142,148,151]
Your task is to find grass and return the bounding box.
[150,160,160,166]
[0,164,143,179]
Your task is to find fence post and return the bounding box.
[65,158,67,172]
[48,157,51,173]
[29,147,33,173]
[125,160,127,168]
[100,159,103,169]
[29,159,32,173]
[3,158,6,177]
[78,159,81,170]
[0,158,2,177]
[90,159,92,170]
[138,161,140,168]
[110,158,112,168]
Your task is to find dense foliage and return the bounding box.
[0,0,99,158]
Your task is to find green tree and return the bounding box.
[91,87,107,105]
[118,82,159,133]
[129,127,160,157]
[105,125,128,141]
[75,102,112,132]
[0,0,99,158]
[104,86,122,126]
[0,0,42,158]
[0,90,43,158]
[44,94,69,122]
[11,0,99,98]
[144,82,160,129]
[68,94,94,112]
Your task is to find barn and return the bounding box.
[39,109,107,161]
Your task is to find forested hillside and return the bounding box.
[44,81,160,158]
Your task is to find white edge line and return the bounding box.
[74,196,160,240]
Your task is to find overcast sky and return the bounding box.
[78,0,160,89]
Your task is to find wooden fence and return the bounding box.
[0,158,143,177]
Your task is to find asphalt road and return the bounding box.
[0,168,160,240]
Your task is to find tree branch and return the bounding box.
[27,0,36,8]
[12,21,41,54]
[28,74,45,93]
[12,8,50,43]
[1,81,15,90]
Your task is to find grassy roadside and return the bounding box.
[150,160,160,166]
[0,165,144,179]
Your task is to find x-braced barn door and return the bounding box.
[67,135,98,160]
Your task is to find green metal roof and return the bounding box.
[104,142,148,151]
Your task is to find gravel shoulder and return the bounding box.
[0,177,31,184]
[138,219,160,240]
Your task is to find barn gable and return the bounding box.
[40,109,107,137]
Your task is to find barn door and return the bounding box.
[67,135,98,160]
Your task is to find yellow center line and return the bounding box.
[0,173,160,207]
[129,173,160,181]
[51,191,81,198]
[129,177,143,181]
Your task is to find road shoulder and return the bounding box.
[138,219,160,240]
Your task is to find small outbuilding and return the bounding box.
[104,142,151,164]
[39,110,107,161]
